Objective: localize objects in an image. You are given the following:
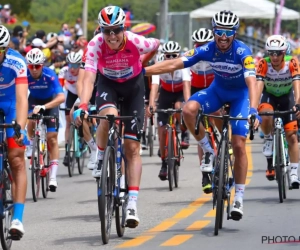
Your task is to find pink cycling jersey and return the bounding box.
[85,31,159,83]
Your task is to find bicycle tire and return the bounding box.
[67,125,76,177]
[167,128,174,191]
[0,166,12,249]
[214,140,226,236]
[42,147,50,199]
[148,119,153,157]
[174,133,180,188]
[98,146,115,244]
[115,156,127,237]
[275,129,284,203]
[31,136,40,202]
[78,138,88,175]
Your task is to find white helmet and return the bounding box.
[265,35,287,51]
[26,48,45,64]
[157,53,164,62]
[46,32,57,42]
[192,28,214,43]
[98,6,126,27]
[162,41,181,53]
[66,51,82,64]
[212,10,239,30]
[0,25,10,47]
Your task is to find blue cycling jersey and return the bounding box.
[182,40,256,89]
[0,48,28,101]
[28,67,63,99]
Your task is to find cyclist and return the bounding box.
[146,41,191,180]
[144,10,261,220]
[26,48,65,191]
[189,28,222,194]
[0,25,28,238]
[256,35,300,187]
[73,6,159,228]
[58,51,91,167]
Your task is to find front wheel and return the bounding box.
[78,138,88,175]
[31,136,41,202]
[67,125,76,177]
[275,129,284,203]
[167,128,175,191]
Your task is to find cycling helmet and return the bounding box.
[212,10,239,30]
[26,48,45,64]
[66,51,82,64]
[162,41,181,53]
[98,6,126,27]
[265,35,287,51]
[0,25,10,47]
[46,32,57,42]
[157,53,164,62]
[192,28,214,43]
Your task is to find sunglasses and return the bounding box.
[68,63,80,69]
[28,64,43,70]
[165,54,179,59]
[101,26,124,35]
[214,29,236,38]
[267,50,284,57]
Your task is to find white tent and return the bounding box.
[190,0,300,20]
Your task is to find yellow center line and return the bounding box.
[185,220,211,231]
[160,234,194,246]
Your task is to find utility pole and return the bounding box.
[160,0,168,41]
[82,0,88,37]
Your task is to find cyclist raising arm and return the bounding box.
[145,11,260,220]
[74,6,159,227]
[0,25,28,238]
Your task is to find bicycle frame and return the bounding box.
[273,118,288,170]
[165,112,179,160]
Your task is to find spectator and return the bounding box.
[2,4,11,23]
[11,25,26,51]
[246,22,254,37]
[58,23,72,48]
[74,18,83,39]
[123,4,134,30]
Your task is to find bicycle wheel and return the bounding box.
[148,119,153,157]
[41,147,50,199]
[31,136,41,202]
[174,133,180,188]
[115,156,127,237]
[0,166,12,249]
[78,138,88,175]
[98,146,115,244]
[214,140,226,236]
[167,128,175,191]
[275,129,284,203]
[67,125,76,177]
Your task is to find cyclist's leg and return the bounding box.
[5,101,26,236]
[258,91,275,179]
[229,91,250,218]
[184,83,222,171]
[26,95,37,158]
[122,73,145,227]
[45,106,59,191]
[281,91,299,187]
[63,91,78,165]
[156,88,177,180]
[93,74,118,178]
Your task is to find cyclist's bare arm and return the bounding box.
[16,83,28,130]
[183,80,191,102]
[76,68,85,99]
[45,93,65,110]
[80,71,96,105]
[145,58,184,76]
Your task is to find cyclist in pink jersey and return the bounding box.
[74,5,159,228]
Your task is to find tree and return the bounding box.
[5,0,33,18]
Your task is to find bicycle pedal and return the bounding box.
[8,230,23,240]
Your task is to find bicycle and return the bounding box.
[28,113,58,202]
[83,99,141,244]
[154,107,184,191]
[195,109,254,236]
[60,107,90,177]
[0,110,21,246]
[258,109,296,203]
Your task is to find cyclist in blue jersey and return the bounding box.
[25,48,65,192]
[144,10,261,221]
[0,25,29,239]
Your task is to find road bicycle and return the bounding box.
[83,98,141,244]
[195,109,254,236]
[28,113,58,202]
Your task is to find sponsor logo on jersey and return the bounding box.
[243,56,255,69]
[211,62,242,73]
[184,49,196,57]
[0,77,4,82]
[236,47,245,55]
[200,45,209,52]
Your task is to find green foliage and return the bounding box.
[4,0,32,16]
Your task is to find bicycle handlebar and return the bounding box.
[258,109,296,116]
[0,120,21,138]
[155,108,182,114]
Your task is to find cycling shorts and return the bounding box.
[65,91,78,115]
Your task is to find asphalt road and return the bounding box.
[11,136,300,250]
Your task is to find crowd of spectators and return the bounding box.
[8,18,87,73]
